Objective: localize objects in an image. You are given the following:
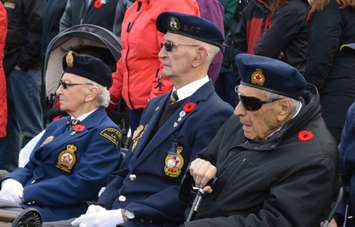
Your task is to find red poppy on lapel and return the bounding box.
[297,130,314,142]
[72,124,86,132]
[94,0,102,9]
[183,102,197,113]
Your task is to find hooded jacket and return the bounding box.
[109,0,200,110]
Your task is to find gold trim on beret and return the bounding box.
[251,69,266,86]
[66,51,74,68]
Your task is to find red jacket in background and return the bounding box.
[0,2,7,138]
[109,0,200,110]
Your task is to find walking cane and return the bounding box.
[322,187,344,227]
[186,187,205,222]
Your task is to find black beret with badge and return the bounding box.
[156,12,224,49]
[62,51,112,88]
[235,53,307,99]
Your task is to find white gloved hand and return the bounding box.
[0,179,24,205]
[85,204,106,214]
[71,209,124,227]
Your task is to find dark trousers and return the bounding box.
[128,109,144,132]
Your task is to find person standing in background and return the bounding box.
[59,0,127,36]
[305,0,355,143]
[0,0,46,171]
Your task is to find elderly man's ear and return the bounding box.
[191,47,208,68]
[276,99,293,122]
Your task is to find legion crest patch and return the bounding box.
[56,144,77,173]
[100,128,122,145]
[169,16,180,31]
[251,69,266,86]
[66,51,74,68]
[164,145,184,178]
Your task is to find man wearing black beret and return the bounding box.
[0,51,122,222]
[185,54,338,227]
[67,12,233,227]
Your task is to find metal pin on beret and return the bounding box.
[156,12,224,49]
[62,50,112,88]
[235,54,307,99]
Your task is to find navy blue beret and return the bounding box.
[156,12,224,49]
[62,51,112,88]
[235,54,307,99]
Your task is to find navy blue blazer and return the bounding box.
[7,108,122,221]
[98,81,233,226]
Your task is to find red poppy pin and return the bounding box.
[94,0,102,9]
[183,102,197,113]
[297,130,314,142]
[72,124,86,133]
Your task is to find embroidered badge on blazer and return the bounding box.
[131,125,145,151]
[56,144,77,173]
[164,145,184,178]
[100,128,122,145]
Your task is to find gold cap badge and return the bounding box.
[251,69,266,86]
[169,16,180,31]
[66,51,74,68]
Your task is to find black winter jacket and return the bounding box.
[2,0,46,73]
[183,85,338,227]
[233,0,309,73]
[305,1,355,135]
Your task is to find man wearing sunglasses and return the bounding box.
[0,51,121,222]
[62,12,233,227]
[184,54,338,227]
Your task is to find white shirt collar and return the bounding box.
[173,76,209,101]
[71,108,97,122]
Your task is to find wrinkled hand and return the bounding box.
[71,209,124,227]
[0,179,24,205]
[85,204,106,214]
[189,158,217,193]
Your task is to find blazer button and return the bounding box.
[118,195,126,202]
[129,174,137,181]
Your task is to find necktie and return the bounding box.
[170,90,179,103]
[66,119,81,129]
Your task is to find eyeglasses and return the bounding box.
[162,41,200,52]
[59,80,93,89]
[238,94,282,111]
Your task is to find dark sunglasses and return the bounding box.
[238,94,282,111]
[59,80,93,89]
[162,41,200,52]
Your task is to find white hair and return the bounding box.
[82,78,111,108]
[262,90,302,116]
[96,84,111,108]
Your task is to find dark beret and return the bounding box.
[156,12,224,49]
[235,54,307,99]
[62,51,112,88]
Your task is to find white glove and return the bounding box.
[0,179,24,205]
[71,209,124,227]
[85,204,106,214]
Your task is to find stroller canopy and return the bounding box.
[43,24,121,101]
